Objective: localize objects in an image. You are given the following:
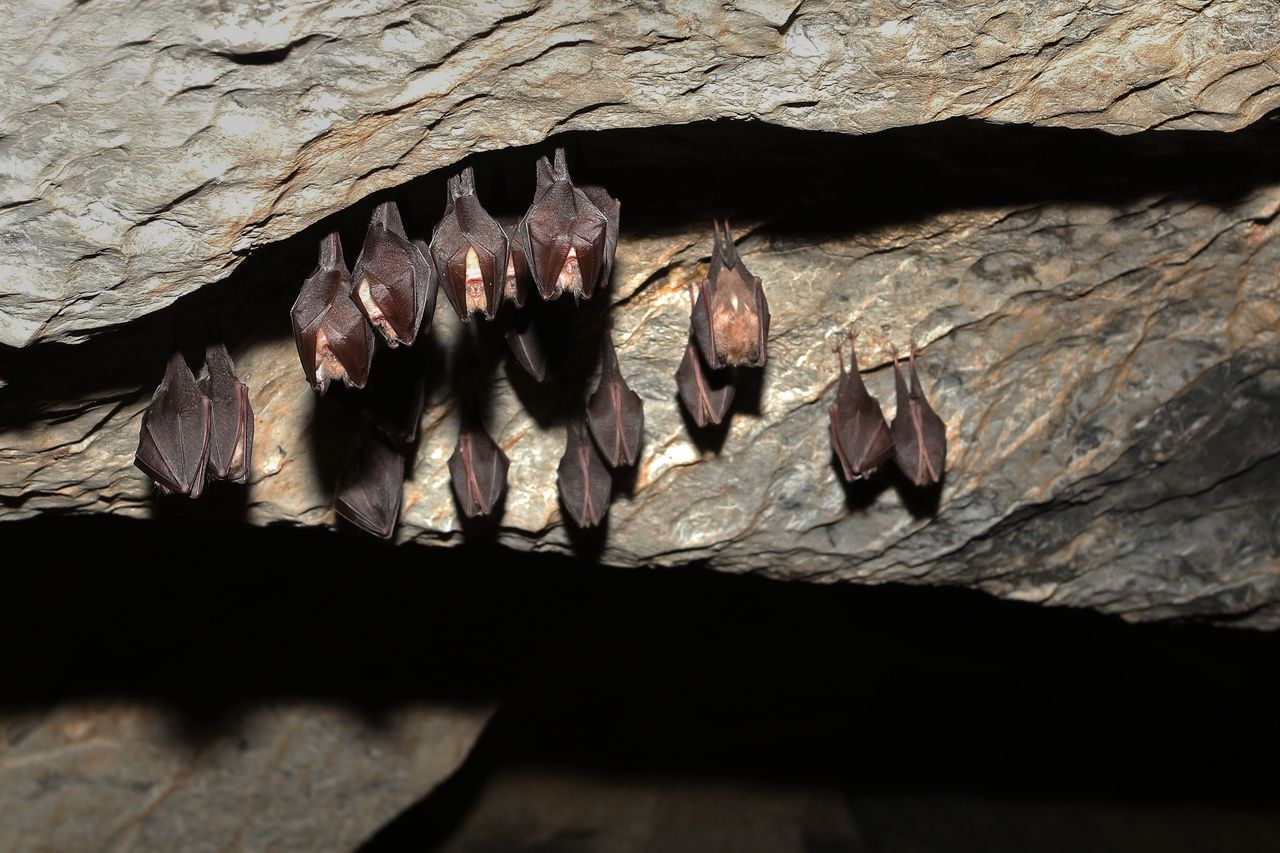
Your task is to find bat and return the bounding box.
[197,342,253,483]
[557,417,612,527]
[291,232,376,392]
[504,309,548,382]
[430,167,507,321]
[499,216,532,309]
[890,343,947,487]
[134,351,211,497]
[691,220,770,369]
[448,423,510,519]
[586,333,644,467]
[334,427,405,539]
[829,331,895,481]
[517,148,619,302]
[675,338,735,428]
[352,200,438,347]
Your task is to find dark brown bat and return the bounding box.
[352,200,438,347]
[890,344,947,487]
[586,334,644,467]
[504,310,548,382]
[448,424,510,519]
[197,342,253,483]
[430,167,507,321]
[291,232,376,392]
[675,339,735,428]
[134,351,212,497]
[691,220,770,369]
[829,332,894,481]
[334,428,405,539]
[517,148,619,302]
[499,216,532,310]
[557,417,612,527]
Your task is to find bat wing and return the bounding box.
[353,201,421,346]
[519,184,576,300]
[135,352,212,497]
[499,217,532,309]
[675,340,734,428]
[586,336,644,467]
[581,185,620,290]
[291,234,375,391]
[410,238,440,336]
[430,169,506,321]
[752,275,770,368]
[891,351,947,486]
[831,387,894,480]
[448,430,511,518]
[335,430,405,539]
[689,279,723,370]
[557,418,612,527]
[505,311,548,382]
[198,342,253,483]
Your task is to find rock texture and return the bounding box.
[2,1,1279,346]
[0,702,491,852]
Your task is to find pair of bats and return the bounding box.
[676,220,771,427]
[829,334,947,488]
[134,343,254,497]
[555,334,646,528]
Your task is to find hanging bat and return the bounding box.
[557,417,612,527]
[334,428,405,539]
[691,220,770,369]
[517,148,619,302]
[829,332,894,481]
[291,232,376,392]
[448,422,510,519]
[197,342,253,483]
[499,216,532,310]
[430,167,507,321]
[352,200,438,347]
[890,343,947,487]
[675,339,735,428]
[586,334,644,467]
[134,351,211,497]
[504,309,548,382]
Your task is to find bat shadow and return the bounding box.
[452,491,509,543]
[830,451,892,511]
[560,501,610,563]
[677,399,732,455]
[148,478,250,525]
[729,364,766,417]
[303,385,364,497]
[888,467,946,518]
[609,461,639,500]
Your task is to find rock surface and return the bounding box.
[0,702,491,852]
[2,0,1279,346]
[3,119,1278,628]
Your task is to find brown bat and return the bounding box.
[352,200,438,347]
[586,334,644,467]
[335,428,405,539]
[557,417,612,527]
[291,232,376,392]
[675,338,735,428]
[890,344,947,487]
[499,216,533,310]
[691,220,770,369]
[197,342,253,483]
[134,351,212,497]
[517,148,619,302]
[448,422,510,519]
[504,310,548,382]
[430,167,507,321]
[829,332,894,481]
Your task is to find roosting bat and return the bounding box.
[448,423,510,519]
[335,428,405,539]
[517,148,619,302]
[586,334,644,467]
[352,200,438,347]
[504,309,548,382]
[430,167,507,321]
[135,351,211,497]
[890,344,947,487]
[197,342,253,483]
[691,220,769,369]
[675,339,735,428]
[557,417,612,527]
[829,332,894,481]
[499,216,532,310]
[291,232,376,392]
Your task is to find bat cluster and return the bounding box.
[288,147,633,538]
[676,221,770,427]
[829,333,947,488]
[134,344,254,497]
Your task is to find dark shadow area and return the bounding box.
[0,516,1277,851]
[831,452,893,512]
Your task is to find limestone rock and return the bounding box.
[2,1,1278,346]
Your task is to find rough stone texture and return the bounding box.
[2,0,1279,346]
[0,702,491,852]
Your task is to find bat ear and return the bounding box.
[319,231,345,269]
